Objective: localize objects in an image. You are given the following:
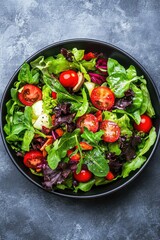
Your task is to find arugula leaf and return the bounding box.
[81,128,104,147]
[84,148,109,177]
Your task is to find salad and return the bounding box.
[4,47,157,192]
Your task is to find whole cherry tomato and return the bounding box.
[134,114,152,133]
[59,70,78,88]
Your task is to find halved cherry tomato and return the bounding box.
[95,110,103,122]
[23,150,43,169]
[79,142,93,150]
[83,52,96,61]
[74,169,92,182]
[51,91,57,99]
[76,114,99,133]
[100,120,120,142]
[106,171,115,180]
[18,84,42,106]
[67,149,80,162]
[59,70,78,88]
[134,114,153,133]
[90,86,115,110]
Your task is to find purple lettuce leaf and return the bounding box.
[89,72,106,85]
[113,89,134,110]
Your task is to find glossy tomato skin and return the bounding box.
[59,70,78,88]
[134,115,153,133]
[106,171,115,180]
[83,52,96,61]
[100,120,120,142]
[18,84,42,106]
[76,114,99,133]
[51,91,57,99]
[90,86,115,110]
[23,150,43,169]
[74,169,92,182]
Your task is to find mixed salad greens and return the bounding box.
[4,47,157,192]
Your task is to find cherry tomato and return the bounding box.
[59,70,78,88]
[83,52,96,61]
[67,149,80,162]
[100,120,120,142]
[74,169,92,182]
[90,86,115,110]
[106,171,115,180]
[23,150,43,169]
[51,91,57,99]
[18,84,42,106]
[76,114,99,133]
[95,110,103,122]
[134,114,153,133]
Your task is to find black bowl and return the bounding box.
[1,39,160,198]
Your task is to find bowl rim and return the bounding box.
[1,38,160,199]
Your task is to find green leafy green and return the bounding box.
[84,148,109,177]
[74,179,95,192]
[75,88,89,119]
[81,128,104,147]
[47,129,80,170]
[18,62,40,84]
[72,48,84,61]
[42,85,57,114]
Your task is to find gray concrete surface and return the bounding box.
[0,0,160,239]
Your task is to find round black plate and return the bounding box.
[1,39,160,198]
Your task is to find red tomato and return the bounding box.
[95,110,103,122]
[76,114,99,133]
[90,86,115,110]
[23,150,43,169]
[67,149,80,162]
[59,70,78,88]
[18,84,42,106]
[100,120,120,142]
[134,115,152,133]
[51,91,57,99]
[83,52,96,61]
[74,169,92,182]
[106,171,115,180]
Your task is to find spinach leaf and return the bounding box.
[84,148,109,177]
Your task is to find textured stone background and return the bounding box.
[0,0,160,239]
